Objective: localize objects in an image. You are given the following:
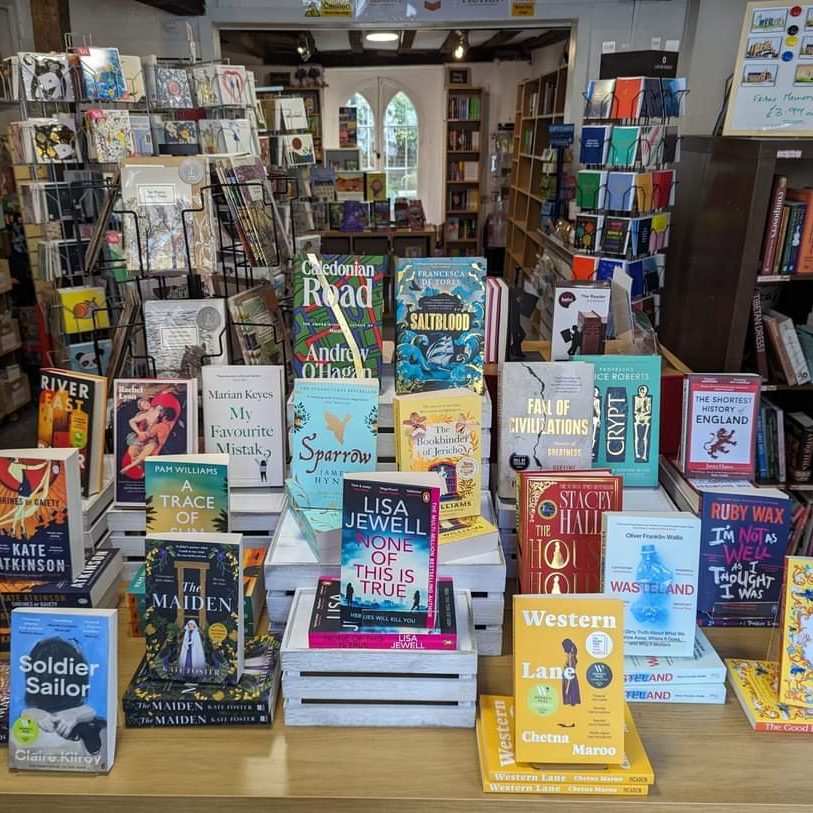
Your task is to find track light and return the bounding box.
[366,32,399,43]
[297,33,312,62]
[453,30,468,61]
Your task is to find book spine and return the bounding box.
[756,407,768,481]
[426,490,440,625]
[776,404,787,483]
[624,685,726,703]
[308,630,457,651]
[784,205,805,274]
[483,781,649,796]
[772,206,791,275]
[750,290,770,380]
[764,317,797,385]
[762,176,787,276]
[623,669,727,685]
[697,615,776,627]
[0,591,93,609]
[767,406,778,481]
[124,705,270,727]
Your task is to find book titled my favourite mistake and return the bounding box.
[340,472,442,629]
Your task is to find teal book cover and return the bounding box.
[608,126,640,168]
[288,379,378,510]
[577,354,661,487]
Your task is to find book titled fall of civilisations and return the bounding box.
[144,532,244,685]
[340,472,442,629]
[779,556,813,709]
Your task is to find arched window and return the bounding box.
[383,91,419,199]
[344,92,376,171]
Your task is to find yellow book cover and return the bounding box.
[365,171,387,202]
[779,556,813,709]
[394,389,481,520]
[513,594,625,764]
[439,515,497,545]
[57,285,110,334]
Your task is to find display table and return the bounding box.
[0,614,803,813]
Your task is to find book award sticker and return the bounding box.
[509,452,530,473]
[527,683,558,717]
[179,158,204,184]
[12,716,39,744]
[783,51,795,61]
[197,306,222,332]
[208,622,227,644]
[585,631,613,658]
[456,457,479,480]
[586,662,613,690]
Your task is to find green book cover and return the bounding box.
[608,126,640,168]
[576,170,606,210]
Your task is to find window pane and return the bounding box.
[344,92,376,171]
[383,91,419,199]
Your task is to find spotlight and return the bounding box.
[365,32,399,43]
[297,33,312,62]
[453,30,468,61]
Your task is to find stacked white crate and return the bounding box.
[83,456,114,555]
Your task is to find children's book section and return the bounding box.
[0,43,811,804]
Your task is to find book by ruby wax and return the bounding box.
[696,486,790,627]
[144,454,230,534]
[779,556,813,709]
[517,472,622,594]
[0,448,83,581]
[602,511,701,657]
[513,594,625,764]
[309,577,456,649]
[394,257,486,395]
[679,374,761,479]
[624,627,725,686]
[144,532,244,685]
[340,472,442,629]
[292,253,384,380]
[287,378,378,510]
[8,607,118,773]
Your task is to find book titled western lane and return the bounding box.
[340,472,442,629]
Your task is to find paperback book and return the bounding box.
[624,684,726,704]
[779,556,813,708]
[624,627,725,685]
[551,281,611,360]
[19,53,74,102]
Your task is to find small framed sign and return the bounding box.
[445,67,472,87]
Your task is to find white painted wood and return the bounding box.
[474,626,503,656]
[283,699,476,728]
[121,560,143,582]
[500,529,517,553]
[282,673,476,702]
[108,506,145,532]
[109,532,147,557]
[83,509,110,550]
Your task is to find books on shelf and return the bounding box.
[227,283,288,366]
[763,309,812,385]
[448,94,481,120]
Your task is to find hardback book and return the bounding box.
[9,608,117,772]
[575,170,607,211]
[394,257,486,395]
[309,577,456,650]
[19,52,74,102]
[579,125,612,166]
[365,172,387,201]
[0,449,83,581]
[75,46,127,101]
[56,286,110,335]
[393,388,482,520]
[577,355,661,487]
[67,339,113,376]
[624,627,725,686]
[144,454,230,534]
[497,362,595,500]
[38,368,107,498]
[287,378,378,510]
[152,66,193,108]
[573,214,604,252]
[778,556,813,708]
[123,634,279,727]
[336,171,365,201]
[584,78,615,119]
[608,126,640,168]
[341,200,367,231]
[513,594,625,764]
[517,472,622,594]
[311,167,337,202]
[485,276,509,364]
[120,55,146,103]
[85,109,134,163]
[786,187,813,276]
[340,472,442,629]
[143,298,228,376]
[612,77,645,120]
[624,683,725,704]
[113,379,197,506]
[765,309,811,384]
[551,281,610,360]
[144,532,244,684]
[227,284,287,366]
[602,511,701,657]
[477,696,653,791]
[761,176,789,276]
[679,374,761,479]
[202,366,285,488]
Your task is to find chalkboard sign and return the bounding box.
[725,1,813,136]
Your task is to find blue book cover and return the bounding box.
[9,608,117,772]
[629,217,653,257]
[661,77,687,118]
[697,488,790,626]
[395,257,486,395]
[596,257,626,282]
[603,511,701,657]
[642,77,664,118]
[606,172,637,212]
[577,354,661,486]
[579,125,612,165]
[288,378,378,510]
[67,340,112,376]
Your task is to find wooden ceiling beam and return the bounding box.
[348,30,365,54]
[398,29,416,54]
[480,29,519,50]
[132,0,205,16]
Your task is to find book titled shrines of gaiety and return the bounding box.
[144,454,229,534]
[577,355,661,487]
[497,362,594,500]
[680,374,761,479]
[0,449,83,581]
[395,257,486,395]
[340,472,442,629]
[144,532,244,685]
[393,388,482,521]
[287,378,378,510]
[513,594,624,765]
[602,512,701,657]
[779,556,813,709]
[696,487,790,627]
[292,253,384,379]
[202,366,285,488]
[113,379,197,506]
[9,607,118,773]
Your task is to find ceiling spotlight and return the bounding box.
[297,33,312,62]
[365,32,399,43]
[453,31,468,61]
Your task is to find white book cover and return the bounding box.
[603,511,701,657]
[202,365,286,488]
[550,281,611,361]
[767,309,811,385]
[276,97,308,131]
[623,627,725,685]
[625,683,725,704]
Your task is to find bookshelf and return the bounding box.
[504,65,568,277]
[444,86,487,257]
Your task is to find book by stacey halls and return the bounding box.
[340,472,442,629]
[8,607,117,773]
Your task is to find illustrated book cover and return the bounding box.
[228,283,287,366]
[85,109,134,164]
[779,556,813,709]
[75,46,126,101]
[56,286,110,335]
[19,53,73,102]
[551,281,611,360]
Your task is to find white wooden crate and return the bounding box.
[83,456,113,531]
[83,508,111,552]
[282,700,476,728]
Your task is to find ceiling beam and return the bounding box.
[398,29,416,54]
[518,28,569,55]
[439,30,459,56]
[348,30,364,54]
[132,0,205,15]
[480,30,519,50]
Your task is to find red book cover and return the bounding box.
[612,77,644,120]
[517,472,622,594]
[652,169,674,209]
[762,176,788,276]
[659,371,686,459]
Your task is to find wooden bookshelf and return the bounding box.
[443,86,487,257]
[504,64,568,277]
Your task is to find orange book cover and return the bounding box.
[785,188,813,275]
[612,77,644,120]
[572,255,598,280]
[636,173,652,214]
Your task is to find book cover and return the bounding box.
[365,171,387,202]
[394,257,486,395]
[292,253,385,380]
[212,64,247,106]
[284,134,315,166]
[573,214,604,253]
[228,284,288,366]
[32,116,80,163]
[393,388,481,520]
[202,366,285,488]
[779,556,813,708]
[551,282,610,360]
[787,186,813,276]
[602,511,701,657]
[144,454,229,534]
[584,78,615,119]
[120,54,146,103]
[697,487,790,626]
[0,449,83,581]
[163,120,198,147]
[113,379,196,506]
[85,109,134,163]
[612,77,644,119]
[764,177,789,273]
[575,170,607,211]
[624,627,725,685]
[513,594,625,764]
[144,532,244,684]
[77,46,126,101]
[606,172,637,212]
[639,125,663,169]
[599,217,631,256]
[624,683,725,704]
[67,340,112,376]
[497,362,595,499]
[153,66,193,108]
[680,374,761,479]
[518,472,623,594]
[579,125,612,166]
[576,354,661,487]
[608,126,640,168]
[9,608,117,772]
[287,378,378,510]
[19,53,73,102]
